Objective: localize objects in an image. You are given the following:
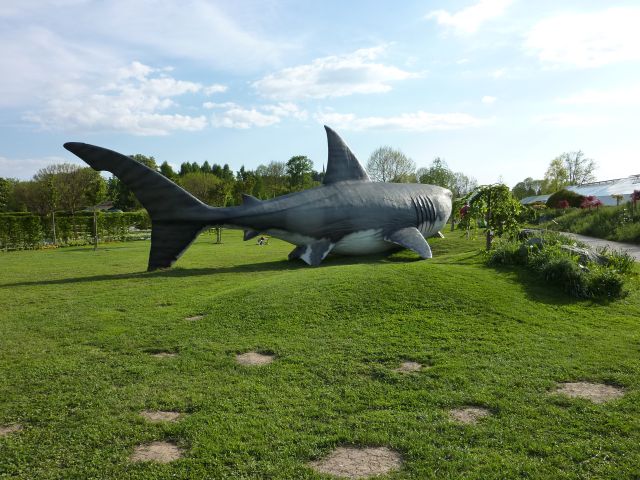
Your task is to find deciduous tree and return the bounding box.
[544,157,569,193]
[366,146,416,182]
[286,155,314,191]
[464,184,522,250]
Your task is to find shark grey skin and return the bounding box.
[64,126,452,271]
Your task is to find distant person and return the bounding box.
[459,202,470,218]
[258,236,266,246]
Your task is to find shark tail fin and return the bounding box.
[64,142,225,271]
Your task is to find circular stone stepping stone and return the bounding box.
[394,361,423,373]
[309,446,402,479]
[140,410,182,423]
[0,424,22,437]
[449,407,491,424]
[553,382,624,404]
[150,352,178,358]
[185,314,205,321]
[130,441,183,463]
[236,351,275,366]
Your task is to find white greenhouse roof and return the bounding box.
[520,194,551,205]
[567,174,640,206]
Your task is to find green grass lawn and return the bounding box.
[1,231,639,479]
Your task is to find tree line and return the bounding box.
[0,146,598,217]
[511,151,597,200]
[1,147,482,216]
[0,154,325,215]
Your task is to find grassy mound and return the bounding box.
[1,231,640,478]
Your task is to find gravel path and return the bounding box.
[562,233,640,261]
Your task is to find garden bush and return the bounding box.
[487,232,631,299]
[546,189,585,209]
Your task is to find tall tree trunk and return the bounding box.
[485,191,493,250]
[52,211,57,246]
[93,210,98,251]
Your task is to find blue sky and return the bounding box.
[1,0,639,186]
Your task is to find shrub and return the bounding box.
[598,247,635,274]
[538,255,587,298]
[546,189,585,209]
[486,232,629,299]
[486,239,526,266]
[586,266,625,298]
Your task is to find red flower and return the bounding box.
[580,195,601,209]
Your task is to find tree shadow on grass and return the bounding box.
[2,252,419,288]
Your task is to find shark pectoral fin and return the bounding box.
[384,227,432,259]
[291,239,334,266]
[243,230,260,241]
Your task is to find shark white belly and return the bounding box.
[332,229,391,255]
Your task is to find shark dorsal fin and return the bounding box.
[323,126,371,185]
[242,193,261,206]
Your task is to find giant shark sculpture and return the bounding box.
[64,127,452,271]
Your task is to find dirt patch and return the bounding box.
[236,351,275,366]
[554,382,625,404]
[309,446,402,479]
[185,314,204,321]
[140,410,182,423]
[130,441,183,463]
[0,424,22,437]
[449,407,491,424]
[150,351,178,358]
[394,361,423,373]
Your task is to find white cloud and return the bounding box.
[491,68,506,79]
[0,0,285,108]
[0,155,80,180]
[24,61,209,135]
[526,7,640,68]
[203,101,239,109]
[426,0,512,34]
[211,102,308,128]
[94,0,288,71]
[481,95,497,104]
[262,102,308,121]
[557,86,640,106]
[532,113,609,127]
[211,107,280,129]
[253,46,416,100]
[204,84,228,95]
[316,110,490,132]
[0,26,120,108]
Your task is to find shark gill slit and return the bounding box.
[426,196,436,223]
[412,197,422,225]
[419,196,430,224]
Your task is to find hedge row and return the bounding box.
[0,211,151,250]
